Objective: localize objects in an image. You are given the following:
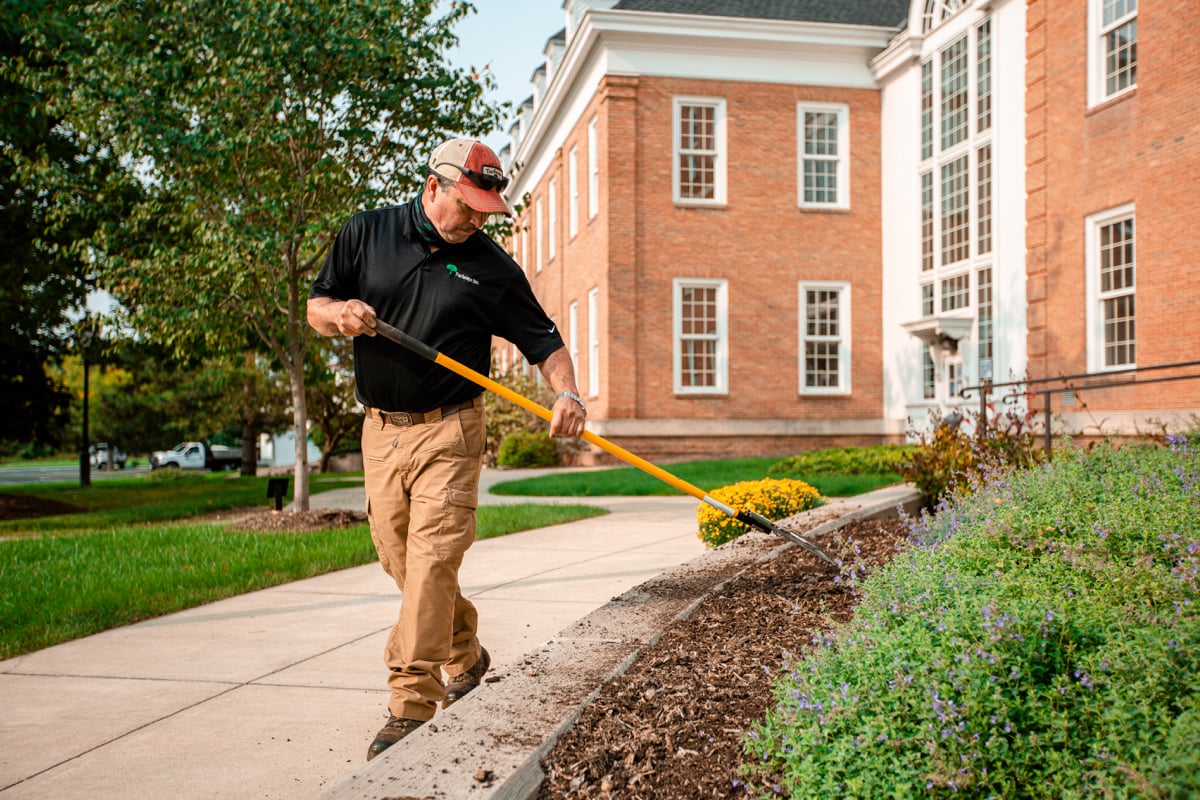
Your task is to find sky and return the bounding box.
[444,0,569,154]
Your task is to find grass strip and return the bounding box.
[489,458,899,498]
[0,503,607,658]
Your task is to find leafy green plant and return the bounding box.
[484,367,557,465]
[742,439,1200,798]
[496,431,557,468]
[769,444,915,479]
[900,407,1045,506]
[697,478,823,548]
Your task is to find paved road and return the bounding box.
[0,464,149,486]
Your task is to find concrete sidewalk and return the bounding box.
[0,468,710,799]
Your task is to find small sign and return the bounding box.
[266,478,290,512]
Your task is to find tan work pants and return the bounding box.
[361,397,486,721]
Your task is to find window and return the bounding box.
[922,345,937,400]
[976,18,992,132]
[921,283,935,318]
[940,155,970,265]
[798,103,849,209]
[568,147,579,239]
[588,287,600,397]
[548,177,557,260]
[587,116,599,219]
[520,226,528,275]
[977,266,993,377]
[673,97,726,204]
[922,0,968,33]
[940,35,969,151]
[568,301,579,376]
[977,144,992,255]
[921,171,934,271]
[673,279,727,393]
[800,283,851,394]
[1087,205,1136,370]
[1091,0,1137,104]
[940,273,970,312]
[535,198,543,272]
[920,61,934,160]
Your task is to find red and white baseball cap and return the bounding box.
[428,138,513,216]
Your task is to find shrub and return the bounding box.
[742,439,1200,799]
[697,478,823,548]
[484,367,557,466]
[900,406,1045,506]
[769,445,916,479]
[496,431,557,468]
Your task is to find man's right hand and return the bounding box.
[307,297,378,337]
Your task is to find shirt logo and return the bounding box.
[446,263,479,286]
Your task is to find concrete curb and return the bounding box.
[320,485,923,800]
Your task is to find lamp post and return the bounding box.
[78,317,95,488]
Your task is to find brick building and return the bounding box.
[498,0,1200,462]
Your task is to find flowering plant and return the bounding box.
[697,478,823,548]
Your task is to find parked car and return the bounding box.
[90,443,128,470]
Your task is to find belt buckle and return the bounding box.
[386,411,414,427]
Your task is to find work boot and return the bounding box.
[367,715,425,761]
[443,646,490,708]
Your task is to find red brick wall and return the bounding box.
[1028,0,1200,415]
[511,75,889,460]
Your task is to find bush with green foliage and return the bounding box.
[769,444,916,479]
[697,478,824,548]
[483,367,556,465]
[496,431,557,468]
[742,437,1200,798]
[900,407,1045,506]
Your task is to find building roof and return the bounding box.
[611,0,909,27]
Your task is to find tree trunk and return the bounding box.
[288,278,310,511]
[241,351,259,477]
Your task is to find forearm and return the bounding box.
[536,346,586,438]
[307,296,377,338]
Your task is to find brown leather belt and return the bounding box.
[368,399,476,428]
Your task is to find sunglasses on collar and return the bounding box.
[432,161,510,193]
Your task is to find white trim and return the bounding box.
[587,286,600,398]
[796,102,850,209]
[672,96,727,206]
[568,301,579,374]
[587,115,599,220]
[799,281,852,395]
[1085,202,1136,372]
[568,145,579,239]
[535,197,544,272]
[1087,0,1138,107]
[548,177,557,260]
[673,278,728,394]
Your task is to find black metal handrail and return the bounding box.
[958,359,1200,452]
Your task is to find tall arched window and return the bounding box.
[922,0,969,33]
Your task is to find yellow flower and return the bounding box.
[697,478,824,548]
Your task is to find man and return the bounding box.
[307,138,587,760]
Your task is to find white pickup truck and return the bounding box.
[150,441,243,471]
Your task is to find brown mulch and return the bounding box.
[0,493,82,521]
[222,508,367,533]
[0,493,365,534]
[536,517,910,800]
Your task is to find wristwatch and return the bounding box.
[556,391,587,415]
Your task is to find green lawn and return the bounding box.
[0,473,605,659]
[489,457,900,498]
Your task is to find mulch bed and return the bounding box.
[536,517,909,800]
[0,493,81,521]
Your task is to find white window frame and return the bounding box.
[799,282,852,395]
[673,278,728,394]
[568,301,579,374]
[587,115,600,219]
[797,103,850,210]
[548,177,557,260]
[1085,203,1136,372]
[672,97,727,206]
[587,287,600,398]
[535,197,544,273]
[568,146,579,239]
[1088,0,1138,107]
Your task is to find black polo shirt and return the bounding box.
[310,201,564,412]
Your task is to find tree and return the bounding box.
[33,0,503,507]
[0,0,137,453]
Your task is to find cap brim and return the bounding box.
[456,181,513,216]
